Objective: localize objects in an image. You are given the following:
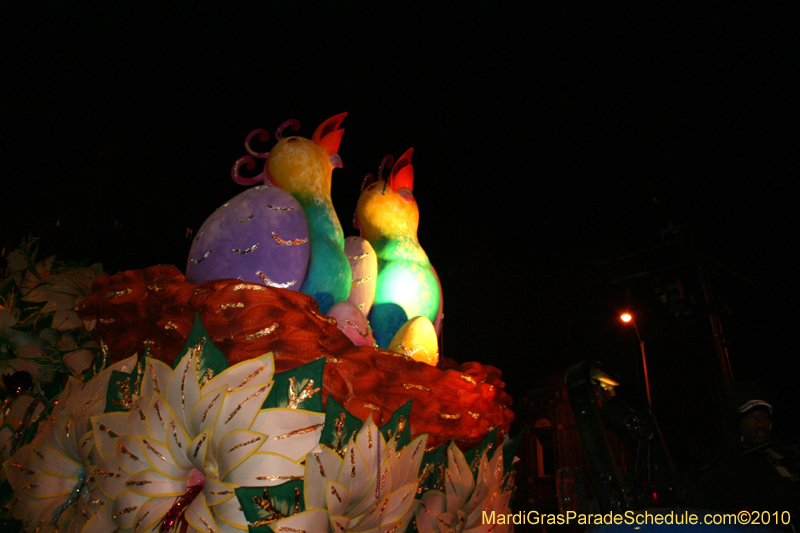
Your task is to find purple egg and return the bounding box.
[186,185,310,289]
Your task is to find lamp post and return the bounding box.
[620,313,652,407]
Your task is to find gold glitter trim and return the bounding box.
[148,361,161,393]
[314,454,326,478]
[118,442,140,462]
[309,309,338,324]
[255,271,297,288]
[198,516,216,533]
[194,433,207,458]
[199,368,214,388]
[143,439,166,461]
[112,507,138,519]
[274,423,324,440]
[228,437,261,453]
[351,275,372,287]
[244,323,278,340]
[439,413,461,420]
[201,394,221,423]
[208,490,233,495]
[216,302,245,312]
[232,214,254,222]
[228,365,268,392]
[266,204,294,211]
[98,423,119,439]
[163,321,178,330]
[271,232,308,246]
[468,411,480,419]
[255,474,303,481]
[286,377,321,409]
[190,250,212,264]
[232,282,266,292]
[232,244,260,254]
[330,485,342,503]
[134,511,150,533]
[460,375,477,385]
[147,284,166,292]
[171,419,182,449]
[347,251,370,260]
[99,318,116,324]
[126,479,152,486]
[224,385,269,425]
[9,463,35,475]
[106,288,132,299]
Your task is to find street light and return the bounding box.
[620,312,652,407]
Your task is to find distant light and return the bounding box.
[620,313,632,323]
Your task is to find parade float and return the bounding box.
[0,114,517,533]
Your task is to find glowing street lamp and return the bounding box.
[620,312,652,407]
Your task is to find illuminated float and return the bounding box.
[0,115,517,533]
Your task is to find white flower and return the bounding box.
[415,444,514,533]
[88,350,324,533]
[270,417,426,532]
[2,355,138,533]
[22,263,104,331]
[0,305,57,385]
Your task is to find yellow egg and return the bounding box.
[388,316,439,366]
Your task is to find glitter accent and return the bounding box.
[270,232,308,246]
[180,356,192,410]
[199,368,214,388]
[163,321,178,330]
[112,507,138,519]
[201,394,221,423]
[314,454,326,477]
[266,204,294,211]
[232,282,266,291]
[286,377,321,409]
[244,323,278,340]
[216,302,245,312]
[208,490,232,495]
[274,423,324,440]
[330,485,342,503]
[106,288,132,299]
[232,214,254,222]
[368,425,373,449]
[397,414,406,435]
[255,474,303,481]
[171,419,182,449]
[228,365,268,392]
[96,469,123,478]
[148,361,161,393]
[126,479,153,486]
[154,401,165,428]
[98,423,119,439]
[309,309,338,324]
[228,437,261,453]
[460,375,477,385]
[147,284,166,292]
[9,463,35,475]
[224,385,269,425]
[134,511,150,532]
[194,433,207,458]
[111,377,133,410]
[143,439,166,461]
[118,442,140,461]
[326,356,342,364]
[190,250,212,265]
[363,402,380,412]
[198,516,216,533]
[193,231,204,243]
[350,446,356,478]
[232,244,260,254]
[351,275,372,287]
[468,411,480,419]
[347,251,370,260]
[99,318,116,324]
[255,271,297,288]
[341,320,369,338]
[439,412,461,420]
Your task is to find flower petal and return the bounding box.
[223,452,303,486]
[253,409,324,461]
[217,430,265,480]
[125,469,187,498]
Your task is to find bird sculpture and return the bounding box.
[354,148,442,348]
[266,113,351,313]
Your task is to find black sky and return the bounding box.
[2,3,798,453]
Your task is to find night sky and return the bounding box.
[2,4,798,465]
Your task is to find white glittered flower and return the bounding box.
[0,305,58,383]
[22,263,105,332]
[416,444,514,533]
[88,350,324,533]
[270,417,426,532]
[2,355,138,533]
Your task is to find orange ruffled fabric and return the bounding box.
[78,265,513,449]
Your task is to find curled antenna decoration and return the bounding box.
[232,128,271,186]
[275,119,300,140]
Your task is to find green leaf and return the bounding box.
[465,427,499,480]
[503,428,525,478]
[235,480,305,532]
[172,314,228,387]
[262,358,324,413]
[417,441,448,494]
[319,396,363,455]
[379,400,412,450]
